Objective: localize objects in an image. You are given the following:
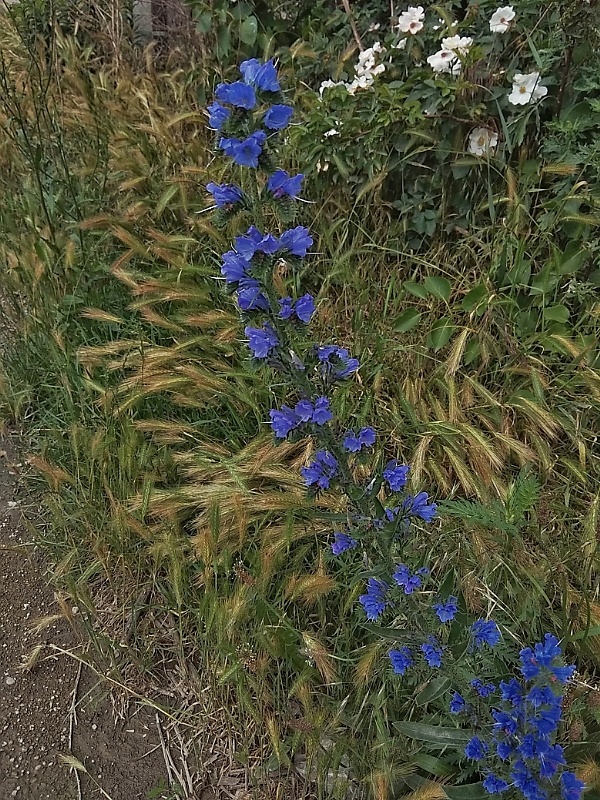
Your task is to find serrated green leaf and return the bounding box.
[424,275,452,301]
[393,308,422,332]
[393,720,470,747]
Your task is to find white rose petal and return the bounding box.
[396,5,425,34]
[468,127,499,156]
[489,5,515,33]
[427,48,457,73]
[508,72,548,105]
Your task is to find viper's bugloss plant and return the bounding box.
[206,59,584,800]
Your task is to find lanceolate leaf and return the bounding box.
[393,720,470,747]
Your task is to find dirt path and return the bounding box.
[0,432,171,800]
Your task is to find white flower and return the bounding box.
[489,6,515,33]
[468,127,499,155]
[441,35,473,56]
[323,128,340,138]
[432,17,444,30]
[393,38,408,49]
[319,79,346,98]
[508,72,548,105]
[396,6,425,34]
[428,35,473,74]
[427,48,458,74]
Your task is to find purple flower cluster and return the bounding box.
[268,170,304,199]
[279,294,315,323]
[270,397,332,439]
[383,460,410,491]
[359,578,389,620]
[393,563,429,595]
[331,531,358,555]
[317,345,360,380]
[343,427,376,452]
[459,634,583,799]
[301,449,339,489]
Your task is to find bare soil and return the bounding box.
[0,432,171,800]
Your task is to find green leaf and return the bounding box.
[444,782,490,799]
[393,720,470,747]
[239,14,258,45]
[543,305,570,323]
[416,676,452,705]
[155,184,179,216]
[404,280,429,300]
[427,317,455,352]
[393,308,422,332]
[461,284,488,313]
[567,625,600,641]
[362,624,409,641]
[194,10,212,33]
[411,752,456,777]
[216,24,230,56]
[424,275,452,301]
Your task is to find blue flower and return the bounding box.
[343,427,376,452]
[421,636,443,668]
[526,685,558,708]
[215,81,257,109]
[245,324,279,359]
[433,596,458,623]
[534,634,562,667]
[561,771,585,800]
[500,678,523,706]
[294,399,314,422]
[471,678,496,698]
[450,692,466,714]
[359,577,389,620]
[529,704,561,737]
[206,182,243,208]
[235,225,279,259]
[383,461,410,492]
[240,58,280,92]
[311,396,333,425]
[471,619,501,648]
[403,491,437,522]
[393,564,424,595]
[492,709,519,736]
[331,532,357,555]
[317,345,360,379]
[537,742,565,779]
[551,663,575,683]
[221,251,249,284]
[465,735,489,761]
[264,104,294,130]
[301,449,338,489]
[237,279,269,311]
[207,101,231,130]
[519,646,540,680]
[482,774,509,794]
[389,647,412,676]
[270,405,300,439]
[219,130,267,168]
[267,169,304,199]
[496,740,514,761]
[279,294,315,324]
[280,226,313,257]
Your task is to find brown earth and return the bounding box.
[0,432,173,800]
